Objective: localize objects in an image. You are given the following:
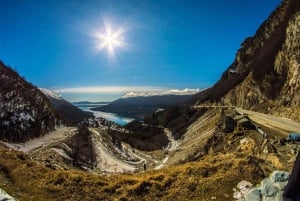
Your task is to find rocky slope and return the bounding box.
[193,0,300,121]
[0,61,59,142]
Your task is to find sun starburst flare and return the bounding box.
[93,19,128,58]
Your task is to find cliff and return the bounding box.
[194,0,300,121]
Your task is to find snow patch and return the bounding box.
[162,88,201,95]
[0,188,17,201]
[39,88,62,100]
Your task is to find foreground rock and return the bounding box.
[234,170,289,201]
[0,188,17,201]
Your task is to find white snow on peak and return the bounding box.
[162,88,201,95]
[122,91,139,98]
[122,88,201,98]
[122,91,153,98]
[39,88,62,100]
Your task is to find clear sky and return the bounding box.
[0,0,281,101]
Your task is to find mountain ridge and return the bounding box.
[40,88,93,123]
[0,61,59,142]
[0,62,93,142]
[91,94,195,119]
[122,88,201,98]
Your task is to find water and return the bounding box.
[74,102,134,126]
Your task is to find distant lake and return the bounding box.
[73,102,134,126]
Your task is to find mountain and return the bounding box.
[122,88,201,98]
[91,93,195,119]
[193,0,300,122]
[39,88,93,123]
[0,61,59,142]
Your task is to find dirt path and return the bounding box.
[164,128,179,151]
[155,128,179,170]
[1,127,75,153]
[236,108,300,134]
[90,129,138,173]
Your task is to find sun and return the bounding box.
[94,21,127,58]
[101,31,120,52]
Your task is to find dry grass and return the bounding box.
[0,145,269,201]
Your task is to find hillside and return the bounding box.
[40,88,93,124]
[0,61,59,142]
[0,143,283,201]
[91,94,194,120]
[193,0,300,122]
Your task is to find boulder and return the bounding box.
[244,188,262,201]
[233,180,253,200]
[234,171,290,201]
[261,178,279,197]
[270,171,289,183]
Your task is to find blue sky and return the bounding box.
[0,0,280,101]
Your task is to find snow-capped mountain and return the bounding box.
[92,91,197,119]
[122,88,201,98]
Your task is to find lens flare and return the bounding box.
[94,19,127,58]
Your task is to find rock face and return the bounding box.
[234,171,290,201]
[0,61,58,142]
[194,0,300,121]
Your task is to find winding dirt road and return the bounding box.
[164,128,179,151]
[155,128,179,170]
[90,129,138,173]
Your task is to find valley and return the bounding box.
[1,106,299,200]
[73,101,134,126]
[3,105,298,174]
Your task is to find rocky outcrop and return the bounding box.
[271,11,300,120]
[234,171,290,201]
[194,0,300,121]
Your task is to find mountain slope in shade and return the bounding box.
[91,94,194,119]
[193,0,300,121]
[39,88,93,123]
[0,61,59,142]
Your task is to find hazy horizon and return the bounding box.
[56,86,201,102]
